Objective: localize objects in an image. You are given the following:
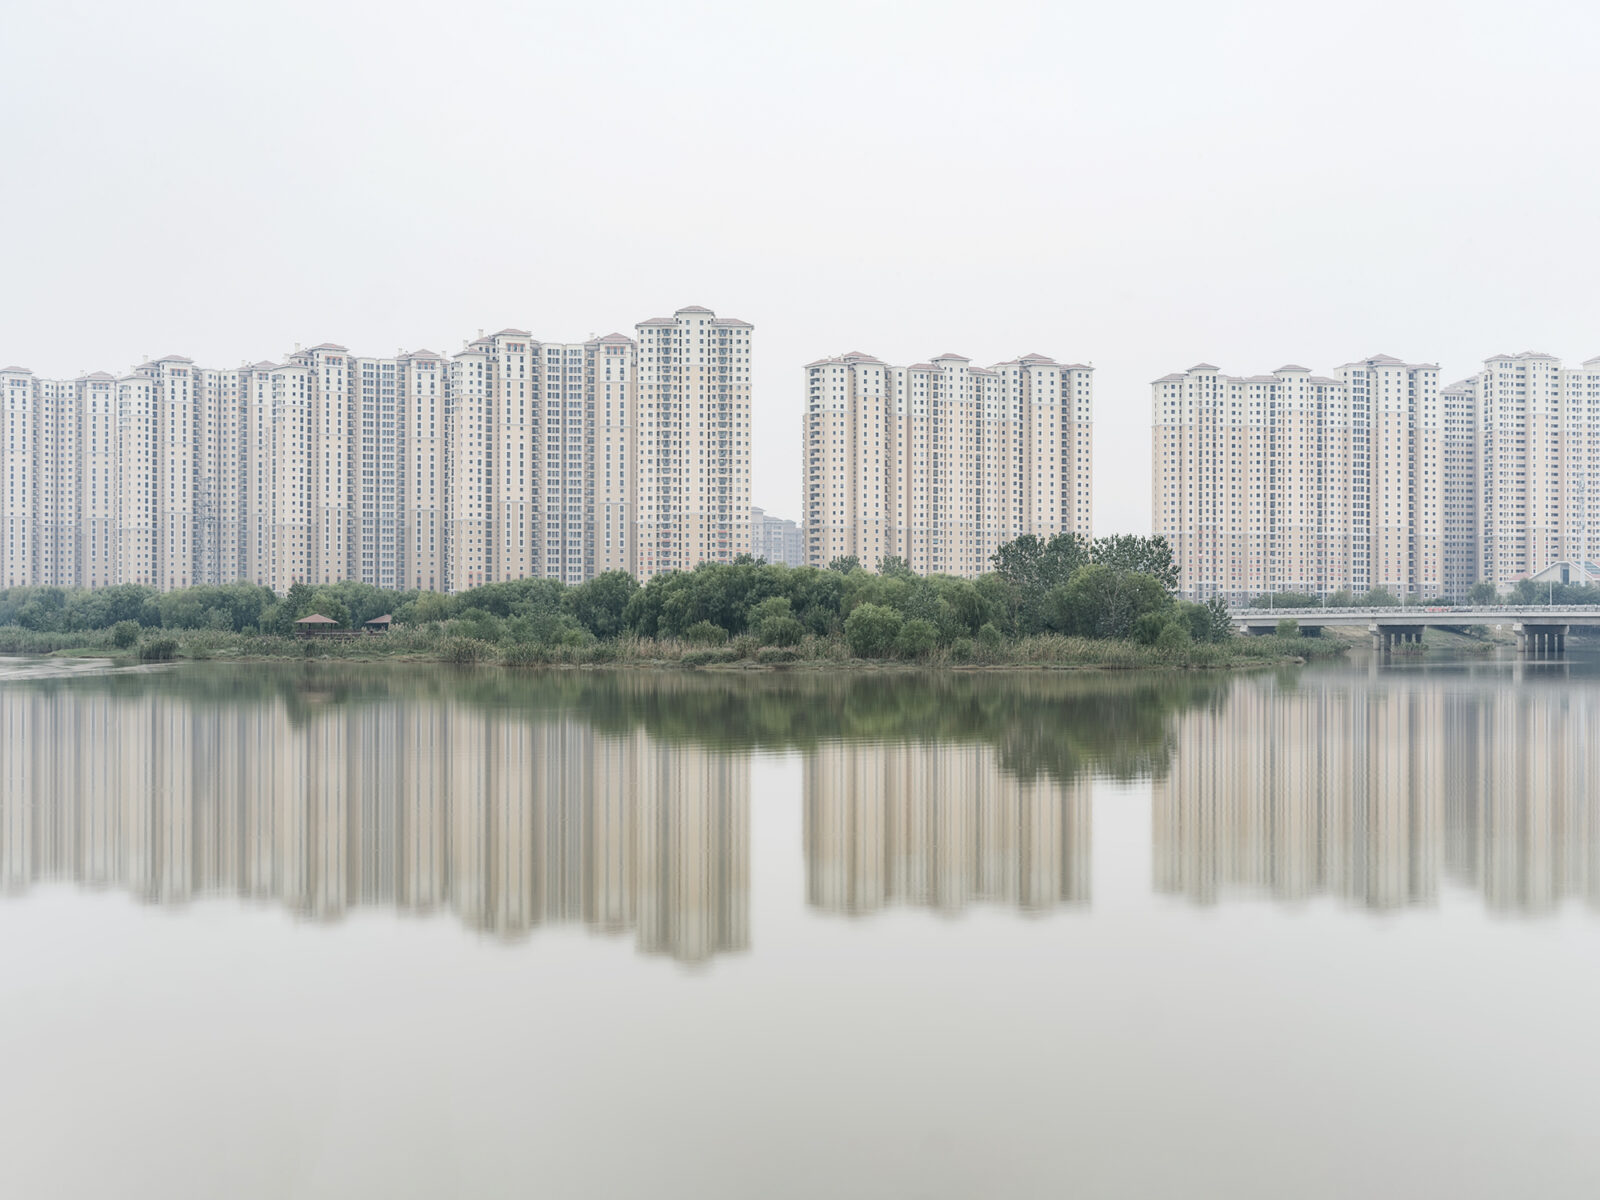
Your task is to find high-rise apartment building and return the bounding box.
[1153,355,1457,600]
[1156,349,1600,600]
[803,351,1093,576]
[0,305,749,594]
[751,506,804,566]
[1477,352,1600,588]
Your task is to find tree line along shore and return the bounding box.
[0,535,1345,670]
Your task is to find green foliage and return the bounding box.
[1154,621,1193,653]
[827,555,861,574]
[758,615,806,646]
[1251,591,1319,609]
[1468,581,1499,605]
[567,571,638,638]
[1201,597,1234,643]
[439,636,494,664]
[1276,618,1300,637]
[1048,564,1171,640]
[1089,534,1180,592]
[681,647,740,667]
[1362,587,1400,607]
[1132,611,1167,645]
[895,618,939,658]
[682,620,729,646]
[110,620,140,649]
[138,635,179,661]
[844,603,902,657]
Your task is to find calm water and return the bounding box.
[2,654,1598,1198]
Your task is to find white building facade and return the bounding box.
[803,351,1093,576]
[0,306,750,594]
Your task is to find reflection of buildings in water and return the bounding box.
[0,691,748,964]
[804,741,1091,916]
[1154,679,1600,913]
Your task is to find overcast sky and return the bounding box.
[3,0,1597,534]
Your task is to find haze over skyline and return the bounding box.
[4,0,1597,537]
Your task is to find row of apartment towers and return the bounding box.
[1155,352,1600,599]
[0,306,750,593]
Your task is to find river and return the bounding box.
[1,654,1597,1198]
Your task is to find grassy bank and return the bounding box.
[0,624,1344,671]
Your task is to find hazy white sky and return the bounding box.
[3,0,1597,534]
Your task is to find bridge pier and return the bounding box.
[1513,624,1569,656]
[1370,625,1423,653]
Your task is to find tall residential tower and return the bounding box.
[803,351,1092,576]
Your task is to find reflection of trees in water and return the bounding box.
[0,666,1223,941]
[21,664,1226,787]
[1154,674,1600,914]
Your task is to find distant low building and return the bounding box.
[1526,559,1600,587]
[751,506,805,567]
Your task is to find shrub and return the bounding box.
[138,635,179,661]
[501,642,547,667]
[844,603,902,657]
[1132,611,1167,646]
[110,620,140,650]
[440,636,494,664]
[758,614,806,646]
[756,646,800,665]
[949,637,974,662]
[977,622,1004,651]
[681,647,739,667]
[1275,618,1300,637]
[729,634,759,659]
[1155,622,1193,654]
[895,617,939,658]
[682,620,729,646]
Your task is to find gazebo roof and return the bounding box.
[295,613,339,625]
[364,614,394,625]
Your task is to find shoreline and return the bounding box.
[4,641,1335,674]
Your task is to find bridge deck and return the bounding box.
[1233,606,1600,628]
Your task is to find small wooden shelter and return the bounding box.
[364,614,394,634]
[294,613,340,637]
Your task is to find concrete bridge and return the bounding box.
[1232,605,1600,655]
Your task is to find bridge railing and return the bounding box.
[1230,605,1600,620]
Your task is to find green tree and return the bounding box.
[1202,596,1234,643]
[844,603,902,657]
[568,570,638,638]
[681,620,728,645]
[895,617,939,657]
[1090,535,1179,593]
[828,555,861,574]
[1048,566,1171,640]
[1468,581,1499,605]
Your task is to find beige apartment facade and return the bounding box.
[0,305,749,595]
[1156,349,1600,600]
[804,350,1092,576]
[1478,352,1600,588]
[1152,355,1457,601]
